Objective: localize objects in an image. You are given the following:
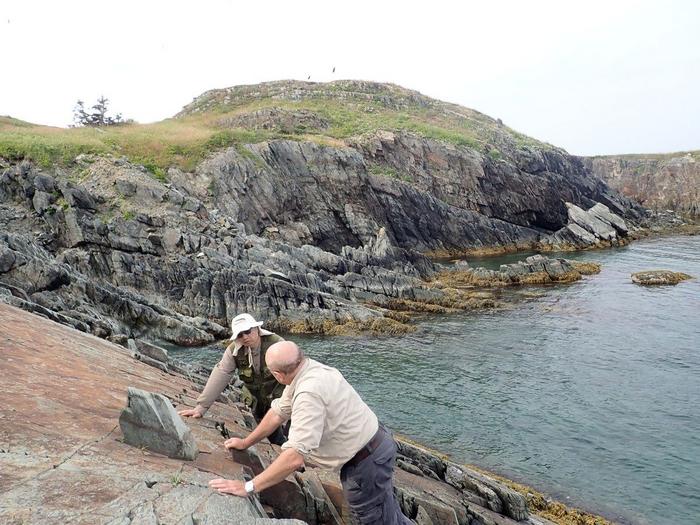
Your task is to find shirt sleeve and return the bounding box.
[280,391,326,457]
[270,383,293,422]
[196,347,237,410]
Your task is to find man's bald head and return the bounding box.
[266,341,304,375]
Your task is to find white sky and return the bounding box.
[1,0,698,156]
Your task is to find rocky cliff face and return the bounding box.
[584,152,700,218]
[0,81,647,343]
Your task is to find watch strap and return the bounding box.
[244,480,255,494]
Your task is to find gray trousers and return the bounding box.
[340,426,412,525]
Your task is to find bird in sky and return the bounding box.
[307,75,311,80]
[332,66,335,73]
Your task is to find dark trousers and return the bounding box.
[340,426,412,525]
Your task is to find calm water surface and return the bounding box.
[169,236,700,525]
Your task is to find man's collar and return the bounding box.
[289,357,310,389]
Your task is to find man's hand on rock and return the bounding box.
[224,437,248,450]
[178,406,205,418]
[209,478,248,497]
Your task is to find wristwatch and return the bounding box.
[244,480,255,495]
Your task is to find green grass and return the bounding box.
[0,116,279,172]
[488,148,503,161]
[590,150,700,161]
[56,196,69,210]
[368,163,412,182]
[0,82,559,173]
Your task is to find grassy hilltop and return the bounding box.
[0,80,558,176]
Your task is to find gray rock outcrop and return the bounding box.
[541,202,631,250]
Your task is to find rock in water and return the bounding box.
[119,387,198,460]
[631,270,693,285]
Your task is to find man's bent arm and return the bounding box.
[208,447,304,497]
[252,448,305,492]
[239,409,285,448]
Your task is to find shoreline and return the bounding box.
[424,223,700,263]
[396,434,622,525]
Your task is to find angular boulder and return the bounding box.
[119,387,199,460]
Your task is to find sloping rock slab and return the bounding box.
[0,303,305,525]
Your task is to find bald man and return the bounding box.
[209,341,411,524]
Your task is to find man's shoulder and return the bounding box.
[296,359,342,389]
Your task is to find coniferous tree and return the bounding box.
[72,96,124,127]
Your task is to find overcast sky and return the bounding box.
[1,0,698,156]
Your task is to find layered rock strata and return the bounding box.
[1,144,634,343]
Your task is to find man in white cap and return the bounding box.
[179,313,285,427]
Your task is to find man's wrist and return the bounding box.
[244,479,255,494]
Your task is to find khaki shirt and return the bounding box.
[271,358,379,471]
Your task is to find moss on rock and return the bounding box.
[631,270,693,285]
[571,262,602,275]
[272,316,415,336]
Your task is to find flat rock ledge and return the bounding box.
[631,270,694,285]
